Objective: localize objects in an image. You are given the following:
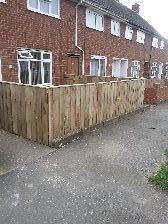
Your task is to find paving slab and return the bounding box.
[0,103,168,224]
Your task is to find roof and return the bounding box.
[81,0,163,38]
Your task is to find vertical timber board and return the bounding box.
[52,87,60,141]
[4,83,12,132]
[41,87,49,145]
[107,82,111,120]
[2,83,8,131]
[70,86,76,133]
[64,86,71,135]
[36,87,43,144]
[100,83,104,121]
[80,85,85,130]
[48,88,53,145]
[97,83,102,124]
[109,82,112,119]
[19,85,26,137]
[85,84,90,128]
[103,83,107,121]
[0,82,4,129]
[112,82,117,118]
[89,84,94,126]
[16,85,22,135]
[10,84,19,135]
[75,85,81,130]
[59,86,65,137]
[25,86,32,140]
[30,86,37,141]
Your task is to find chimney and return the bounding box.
[132,3,140,14]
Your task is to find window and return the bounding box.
[90,56,107,76]
[28,0,60,18]
[125,26,133,40]
[152,37,158,48]
[111,20,120,37]
[158,63,163,79]
[137,31,145,44]
[17,49,52,85]
[112,58,128,78]
[0,0,6,3]
[131,60,140,78]
[86,9,104,31]
[160,41,165,50]
[150,63,158,78]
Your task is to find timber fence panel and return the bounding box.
[0,79,145,146]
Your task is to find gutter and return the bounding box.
[75,0,85,76]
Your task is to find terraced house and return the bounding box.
[0,0,168,85]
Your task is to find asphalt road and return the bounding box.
[0,103,168,224]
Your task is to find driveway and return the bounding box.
[0,103,168,224]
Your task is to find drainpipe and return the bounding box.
[75,0,85,76]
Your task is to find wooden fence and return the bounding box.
[64,74,134,85]
[0,79,145,146]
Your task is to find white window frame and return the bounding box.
[27,0,60,19]
[125,26,133,40]
[160,41,165,50]
[158,63,163,79]
[112,57,128,78]
[86,9,104,32]
[131,60,140,78]
[0,0,6,3]
[136,30,145,44]
[90,55,107,76]
[17,48,52,85]
[152,37,159,48]
[111,20,120,37]
[150,62,158,78]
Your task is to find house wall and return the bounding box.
[77,5,168,77]
[0,0,168,85]
[0,0,80,85]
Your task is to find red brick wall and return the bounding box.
[0,0,168,85]
[144,83,168,104]
[0,0,79,85]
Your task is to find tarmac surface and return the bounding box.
[0,103,168,224]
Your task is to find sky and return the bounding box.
[120,0,168,39]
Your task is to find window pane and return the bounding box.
[51,0,59,15]
[91,59,99,76]
[30,61,42,85]
[19,61,29,84]
[43,62,50,83]
[100,59,105,76]
[43,53,50,59]
[96,15,103,31]
[40,0,49,13]
[29,0,38,9]
[31,51,41,60]
[86,10,96,29]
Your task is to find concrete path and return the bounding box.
[0,130,52,175]
[0,103,168,224]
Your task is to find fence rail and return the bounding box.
[0,79,145,146]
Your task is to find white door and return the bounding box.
[120,59,128,77]
[112,59,121,77]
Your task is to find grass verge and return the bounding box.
[149,150,168,190]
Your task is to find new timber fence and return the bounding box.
[0,79,145,146]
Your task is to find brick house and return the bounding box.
[0,0,168,86]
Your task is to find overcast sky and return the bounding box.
[120,0,168,39]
